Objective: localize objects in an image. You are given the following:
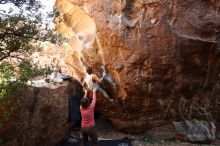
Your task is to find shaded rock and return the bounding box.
[217,132,220,140]
[0,80,83,146]
[1,139,18,146]
[173,120,216,143]
[122,0,143,27]
[145,124,176,140]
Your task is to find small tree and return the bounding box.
[0,0,63,100]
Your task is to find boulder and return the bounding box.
[173,120,216,143]
[1,1,220,145]
[0,80,83,146]
[54,0,220,134]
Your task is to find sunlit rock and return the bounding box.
[54,0,220,136]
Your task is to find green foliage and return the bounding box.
[0,7,63,60]
[0,1,63,100]
[0,0,61,130]
[0,15,32,59]
[0,62,15,99]
[0,59,53,100]
[0,0,41,8]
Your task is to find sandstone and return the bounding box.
[1,0,220,145]
[54,0,220,136]
[0,80,83,146]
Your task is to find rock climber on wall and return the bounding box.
[83,66,113,102]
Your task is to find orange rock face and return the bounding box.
[55,0,220,133]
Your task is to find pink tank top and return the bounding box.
[80,95,96,128]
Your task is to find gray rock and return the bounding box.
[173,120,216,143]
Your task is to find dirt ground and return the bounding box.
[69,115,219,146]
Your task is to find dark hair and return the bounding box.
[86,67,92,75]
[80,97,90,108]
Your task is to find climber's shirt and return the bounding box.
[84,74,99,91]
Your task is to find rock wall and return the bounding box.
[55,0,220,133]
[0,80,83,146]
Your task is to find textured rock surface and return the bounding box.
[54,0,220,134]
[54,0,220,133]
[0,80,83,146]
[173,120,216,143]
[1,1,220,145]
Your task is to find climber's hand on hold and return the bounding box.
[100,65,106,77]
[100,65,105,71]
[102,70,107,78]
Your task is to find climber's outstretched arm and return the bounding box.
[93,74,104,83]
[83,88,88,98]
